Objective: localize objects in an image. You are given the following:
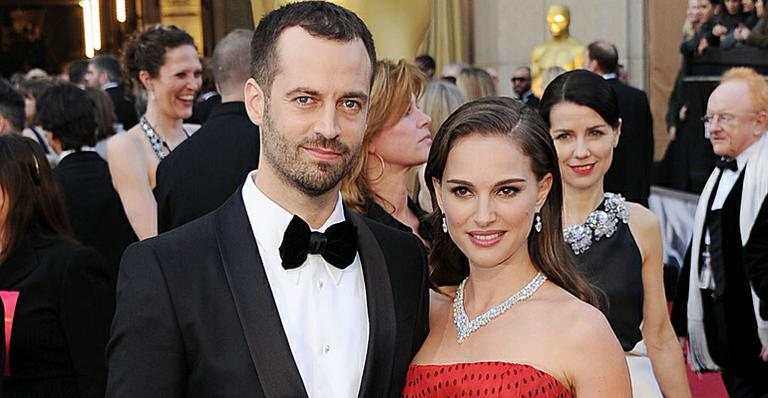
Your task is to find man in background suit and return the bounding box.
[586,41,654,206]
[0,80,24,135]
[36,83,135,276]
[155,29,259,233]
[106,2,429,397]
[510,66,540,109]
[672,67,768,397]
[85,55,138,131]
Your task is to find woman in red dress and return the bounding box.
[404,97,631,397]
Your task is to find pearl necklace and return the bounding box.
[453,272,547,344]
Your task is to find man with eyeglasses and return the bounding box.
[673,67,768,397]
[510,66,539,109]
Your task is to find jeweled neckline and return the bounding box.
[563,192,629,255]
[453,272,547,344]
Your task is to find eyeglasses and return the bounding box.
[701,112,756,127]
[511,77,529,82]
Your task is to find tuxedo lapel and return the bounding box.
[214,191,308,397]
[348,211,396,397]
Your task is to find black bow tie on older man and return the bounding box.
[279,215,358,270]
[715,157,738,172]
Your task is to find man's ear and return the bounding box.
[244,78,265,126]
[755,111,768,136]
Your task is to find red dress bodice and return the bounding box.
[402,361,572,398]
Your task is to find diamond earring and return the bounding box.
[442,215,448,233]
[534,213,542,233]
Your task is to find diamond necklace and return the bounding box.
[453,272,547,343]
[562,192,629,255]
[139,115,190,161]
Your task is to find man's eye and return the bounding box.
[342,99,360,110]
[296,96,313,105]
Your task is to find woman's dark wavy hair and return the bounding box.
[539,69,620,130]
[424,96,597,305]
[122,24,196,89]
[0,135,73,262]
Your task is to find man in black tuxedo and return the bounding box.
[36,84,136,275]
[586,41,654,206]
[510,66,540,109]
[155,29,259,233]
[672,67,768,397]
[106,2,429,397]
[86,55,138,131]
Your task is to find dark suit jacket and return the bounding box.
[107,191,430,397]
[185,93,221,125]
[744,194,768,319]
[604,78,654,206]
[105,85,138,131]
[155,102,259,233]
[0,235,114,397]
[672,173,768,375]
[53,151,136,274]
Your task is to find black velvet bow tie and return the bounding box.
[279,215,358,270]
[715,157,737,172]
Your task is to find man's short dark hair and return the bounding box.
[250,1,376,94]
[36,83,97,150]
[0,80,25,132]
[212,29,253,97]
[68,59,90,85]
[587,41,619,74]
[90,54,123,83]
[415,54,436,77]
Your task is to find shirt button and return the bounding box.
[323,344,330,354]
[317,280,324,289]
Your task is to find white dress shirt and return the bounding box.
[242,170,369,397]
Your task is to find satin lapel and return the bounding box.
[0,237,41,289]
[348,211,396,397]
[214,191,308,397]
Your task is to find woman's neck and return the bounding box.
[562,183,605,226]
[144,104,184,140]
[463,251,541,315]
[366,159,412,220]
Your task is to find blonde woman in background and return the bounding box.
[414,80,465,212]
[455,67,497,100]
[341,59,433,246]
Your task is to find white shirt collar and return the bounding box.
[242,170,349,285]
[58,146,96,161]
[102,82,119,90]
[602,73,618,80]
[734,137,761,172]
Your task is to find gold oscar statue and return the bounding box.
[251,0,431,62]
[530,4,586,96]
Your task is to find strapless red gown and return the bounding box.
[402,361,572,398]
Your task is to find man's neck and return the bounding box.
[253,168,340,229]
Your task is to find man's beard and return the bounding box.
[261,110,360,197]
